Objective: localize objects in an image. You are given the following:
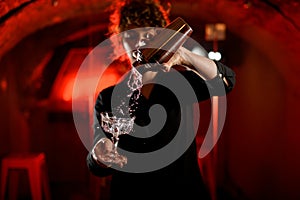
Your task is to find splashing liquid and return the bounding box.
[111,58,144,119]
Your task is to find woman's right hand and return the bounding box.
[92,137,127,168]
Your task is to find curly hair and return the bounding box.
[107,0,171,36]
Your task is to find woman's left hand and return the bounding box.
[163,47,190,71]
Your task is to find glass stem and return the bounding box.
[113,137,119,153]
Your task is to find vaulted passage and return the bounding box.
[0,0,299,199]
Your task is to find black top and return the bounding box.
[87,61,236,200]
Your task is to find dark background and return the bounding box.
[0,0,299,199]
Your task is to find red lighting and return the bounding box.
[62,75,75,102]
[61,69,120,102]
[0,78,7,92]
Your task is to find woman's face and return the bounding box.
[122,27,158,63]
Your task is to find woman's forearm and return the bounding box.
[164,47,218,80]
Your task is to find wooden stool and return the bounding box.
[0,153,51,200]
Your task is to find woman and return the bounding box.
[87,0,235,199]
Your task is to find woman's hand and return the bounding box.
[92,137,127,168]
[163,46,218,80]
[163,47,191,72]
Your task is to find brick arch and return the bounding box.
[1,0,299,90]
[0,0,107,60]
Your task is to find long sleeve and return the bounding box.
[211,60,236,93]
[201,60,236,98]
[86,88,115,177]
[156,60,236,103]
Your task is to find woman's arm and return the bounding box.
[156,46,235,102]
[86,88,116,177]
[165,47,218,80]
[165,46,235,91]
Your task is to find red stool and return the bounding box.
[0,153,51,200]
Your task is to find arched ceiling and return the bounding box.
[0,0,299,92]
[1,0,299,57]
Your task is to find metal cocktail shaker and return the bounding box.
[133,17,193,68]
